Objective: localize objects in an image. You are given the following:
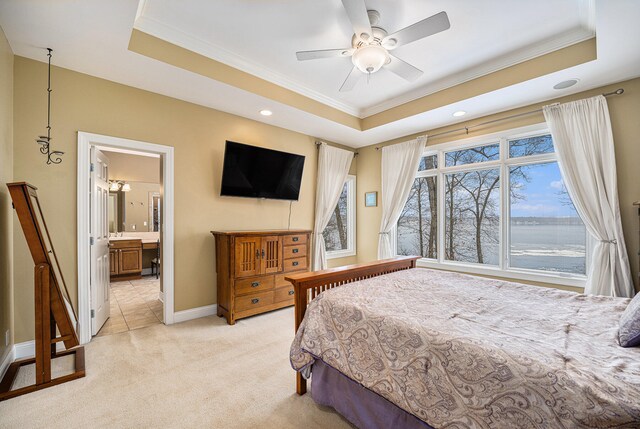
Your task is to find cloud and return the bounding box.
[550,180,564,190]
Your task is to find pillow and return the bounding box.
[619,292,640,347]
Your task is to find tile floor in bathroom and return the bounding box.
[96,276,163,337]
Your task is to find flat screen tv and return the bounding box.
[220,141,305,201]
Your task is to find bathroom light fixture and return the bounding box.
[109,180,131,192]
[453,111,466,117]
[553,79,579,90]
[260,109,273,116]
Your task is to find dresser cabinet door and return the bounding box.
[118,248,142,274]
[234,237,262,278]
[261,236,283,274]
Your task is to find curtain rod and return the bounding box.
[315,140,359,157]
[374,88,625,150]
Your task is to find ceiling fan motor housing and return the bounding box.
[352,26,388,48]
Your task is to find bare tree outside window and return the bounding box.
[323,183,349,252]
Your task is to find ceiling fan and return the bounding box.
[296,0,450,92]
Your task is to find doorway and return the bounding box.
[77,132,175,345]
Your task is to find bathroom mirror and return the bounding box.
[109,181,161,233]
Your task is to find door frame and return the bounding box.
[77,131,175,344]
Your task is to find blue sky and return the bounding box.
[510,162,579,217]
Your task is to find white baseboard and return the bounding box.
[0,346,15,380]
[173,304,217,323]
[14,340,35,360]
[14,340,66,360]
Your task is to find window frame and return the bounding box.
[393,123,590,288]
[326,174,357,259]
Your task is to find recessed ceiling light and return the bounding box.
[553,79,579,90]
[260,109,273,116]
[453,111,466,117]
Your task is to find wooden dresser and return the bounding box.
[211,229,311,325]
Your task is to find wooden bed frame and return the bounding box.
[285,256,420,395]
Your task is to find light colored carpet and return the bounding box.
[0,307,353,429]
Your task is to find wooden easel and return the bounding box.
[0,183,85,401]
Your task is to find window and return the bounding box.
[397,176,438,258]
[444,168,500,265]
[324,175,356,258]
[395,126,588,287]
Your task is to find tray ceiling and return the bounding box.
[135,0,595,117]
[0,0,638,147]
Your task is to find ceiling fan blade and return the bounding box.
[341,0,373,42]
[385,55,423,82]
[383,11,450,49]
[339,66,361,92]
[296,48,353,61]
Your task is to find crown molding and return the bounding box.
[133,14,361,117]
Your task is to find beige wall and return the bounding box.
[103,150,160,183]
[356,78,640,293]
[0,27,13,361]
[12,56,354,343]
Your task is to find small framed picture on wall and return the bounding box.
[365,191,377,207]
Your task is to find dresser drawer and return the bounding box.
[283,234,307,246]
[284,256,307,272]
[235,275,274,296]
[235,291,274,313]
[284,244,307,259]
[275,273,292,289]
[275,286,295,303]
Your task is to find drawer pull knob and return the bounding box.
[288,290,294,296]
[251,298,260,304]
[251,282,260,288]
[292,237,299,242]
[292,248,299,253]
[292,261,299,266]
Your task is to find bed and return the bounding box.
[286,257,640,429]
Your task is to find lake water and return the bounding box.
[510,224,586,274]
[397,222,587,275]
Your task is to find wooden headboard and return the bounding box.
[285,256,420,394]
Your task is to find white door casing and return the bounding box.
[78,131,175,345]
[91,147,111,335]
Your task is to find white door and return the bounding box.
[91,147,111,335]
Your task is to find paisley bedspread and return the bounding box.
[290,268,640,428]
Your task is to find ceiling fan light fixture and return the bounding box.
[453,110,467,117]
[352,44,389,74]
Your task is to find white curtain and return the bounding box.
[313,143,354,270]
[543,95,634,297]
[377,136,427,259]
